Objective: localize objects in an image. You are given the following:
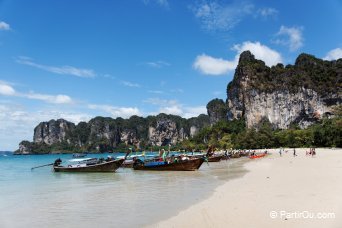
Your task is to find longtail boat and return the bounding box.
[122,159,134,168]
[205,145,224,162]
[208,154,223,162]
[231,153,241,158]
[72,153,87,158]
[53,157,124,172]
[249,154,266,159]
[132,156,205,171]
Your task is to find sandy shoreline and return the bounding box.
[152,148,342,228]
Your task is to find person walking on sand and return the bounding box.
[293,148,297,157]
[279,148,282,157]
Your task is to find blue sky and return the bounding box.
[0,0,341,150]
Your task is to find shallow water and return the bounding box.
[0,154,248,228]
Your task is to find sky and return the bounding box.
[0,0,341,150]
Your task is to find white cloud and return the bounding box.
[103,74,116,80]
[183,106,207,118]
[170,88,184,93]
[160,105,183,116]
[257,7,278,18]
[191,1,254,32]
[88,104,142,118]
[0,81,73,104]
[121,81,141,88]
[274,25,304,51]
[0,21,10,30]
[233,41,283,66]
[144,98,183,116]
[193,41,283,75]
[24,93,73,104]
[144,61,170,68]
[193,54,236,75]
[148,90,164,94]
[144,98,177,106]
[143,0,169,8]
[0,83,16,95]
[144,98,206,118]
[0,103,91,150]
[323,48,342,60]
[16,57,96,78]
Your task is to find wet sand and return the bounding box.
[153,148,342,228]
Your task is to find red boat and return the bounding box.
[249,154,266,159]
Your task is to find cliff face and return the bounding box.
[17,51,341,154]
[206,98,228,125]
[227,51,342,129]
[148,119,187,146]
[33,119,75,145]
[17,114,210,154]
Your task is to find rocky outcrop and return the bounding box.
[206,98,228,125]
[120,129,140,147]
[17,141,32,154]
[232,87,337,129]
[148,119,184,146]
[33,119,75,145]
[88,117,121,147]
[227,51,342,129]
[17,114,210,154]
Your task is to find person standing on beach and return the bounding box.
[293,148,297,157]
[279,148,282,157]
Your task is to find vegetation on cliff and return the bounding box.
[16,51,341,154]
[226,51,341,129]
[227,51,342,95]
[182,105,341,150]
[206,98,228,124]
[17,113,210,154]
[227,51,342,96]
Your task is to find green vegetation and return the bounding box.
[17,113,210,154]
[227,52,342,96]
[180,106,341,150]
[16,51,341,154]
[206,98,229,124]
[17,105,341,154]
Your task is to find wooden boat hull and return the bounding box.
[53,159,124,172]
[133,157,204,171]
[231,153,241,158]
[208,155,223,162]
[121,159,134,168]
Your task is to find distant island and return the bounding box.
[16,51,342,154]
[0,151,13,155]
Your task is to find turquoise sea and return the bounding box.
[0,153,247,228]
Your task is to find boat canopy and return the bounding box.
[68,158,97,163]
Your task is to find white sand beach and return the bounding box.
[153,148,342,228]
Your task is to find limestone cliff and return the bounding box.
[227,51,342,129]
[206,98,228,125]
[33,119,75,145]
[17,114,210,154]
[148,119,184,146]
